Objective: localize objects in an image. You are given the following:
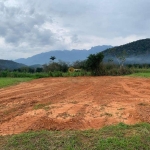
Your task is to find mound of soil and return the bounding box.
[0,77,150,135]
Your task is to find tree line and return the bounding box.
[1,51,150,78]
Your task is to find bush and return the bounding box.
[85,52,104,76]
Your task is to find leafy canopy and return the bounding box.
[50,56,56,61]
[85,52,104,75]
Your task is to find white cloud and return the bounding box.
[0,0,150,59]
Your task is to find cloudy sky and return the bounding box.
[0,0,150,60]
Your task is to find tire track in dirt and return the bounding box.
[120,79,150,98]
[0,76,150,135]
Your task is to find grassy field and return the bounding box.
[0,123,150,150]
[0,78,32,88]
[128,72,150,78]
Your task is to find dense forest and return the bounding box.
[102,39,150,64]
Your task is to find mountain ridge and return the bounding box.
[15,45,112,66]
[2,39,150,70]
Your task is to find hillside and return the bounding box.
[102,38,150,64]
[15,45,112,66]
[0,59,26,70]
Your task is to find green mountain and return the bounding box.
[102,39,150,64]
[0,59,26,70]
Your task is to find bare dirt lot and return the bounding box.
[0,76,150,135]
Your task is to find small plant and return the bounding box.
[138,103,148,106]
[100,112,113,117]
[118,108,125,110]
[70,101,78,104]
[34,104,46,110]
[33,103,51,110]
[105,112,113,117]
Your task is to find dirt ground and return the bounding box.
[0,76,150,135]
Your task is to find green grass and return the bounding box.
[33,103,51,110]
[0,123,150,150]
[133,68,150,73]
[0,78,32,88]
[128,72,150,78]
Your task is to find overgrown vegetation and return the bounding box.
[0,70,91,78]
[0,123,150,150]
[85,52,104,75]
[1,63,150,78]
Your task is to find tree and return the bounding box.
[72,60,86,69]
[58,60,69,72]
[109,48,127,69]
[43,61,69,72]
[85,52,104,75]
[116,50,127,69]
[50,56,56,62]
[36,67,43,72]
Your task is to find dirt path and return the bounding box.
[0,76,150,135]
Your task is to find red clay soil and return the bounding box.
[0,76,150,135]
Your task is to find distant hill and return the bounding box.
[102,39,150,64]
[15,45,112,66]
[29,64,43,69]
[3,39,150,70]
[0,59,26,70]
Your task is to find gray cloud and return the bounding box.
[71,34,80,43]
[0,1,54,46]
[0,0,150,59]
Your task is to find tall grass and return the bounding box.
[0,66,150,78]
[0,71,91,78]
